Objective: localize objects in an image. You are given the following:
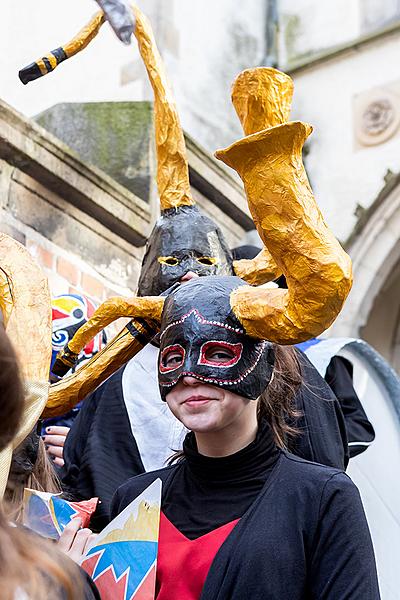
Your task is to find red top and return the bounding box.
[156,511,239,600]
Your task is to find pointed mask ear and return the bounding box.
[233,248,281,286]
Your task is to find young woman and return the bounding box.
[111,277,380,600]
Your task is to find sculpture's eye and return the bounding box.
[158,256,180,266]
[197,256,217,266]
[160,344,185,372]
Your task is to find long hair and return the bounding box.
[5,438,62,522]
[0,510,80,600]
[0,326,81,600]
[258,344,302,447]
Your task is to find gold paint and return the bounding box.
[0,234,52,497]
[63,12,105,58]
[45,320,154,417]
[0,267,14,327]
[133,6,194,211]
[102,500,160,543]
[197,256,217,266]
[68,295,164,355]
[48,53,58,70]
[215,68,352,344]
[232,67,293,135]
[233,248,281,286]
[25,11,105,79]
[36,59,48,76]
[158,256,179,266]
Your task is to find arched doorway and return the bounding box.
[329,172,400,370]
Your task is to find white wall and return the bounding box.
[288,35,400,242]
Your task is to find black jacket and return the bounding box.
[111,451,379,600]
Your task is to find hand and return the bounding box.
[57,517,97,564]
[42,426,70,467]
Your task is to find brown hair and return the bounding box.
[258,344,302,447]
[0,326,82,600]
[0,509,81,600]
[5,438,62,523]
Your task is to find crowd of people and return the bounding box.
[0,4,383,599]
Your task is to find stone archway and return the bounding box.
[329,172,400,366]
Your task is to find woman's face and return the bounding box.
[164,343,255,433]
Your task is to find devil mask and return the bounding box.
[158,276,275,401]
[137,205,234,296]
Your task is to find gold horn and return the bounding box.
[232,68,293,285]
[45,295,164,417]
[215,68,352,344]
[133,6,194,212]
[233,248,280,286]
[19,12,105,84]
[0,233,52,498]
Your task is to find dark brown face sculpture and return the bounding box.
[158,276,275,401]
[137,206,234,296]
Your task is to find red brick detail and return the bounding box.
[57,257,80,287]
[81,272,105,301]
[26,240,54,269]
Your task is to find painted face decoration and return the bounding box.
[137,205,234,296]
[158,276,275,401]
[51,294,107,374]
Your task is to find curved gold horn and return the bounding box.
[0,234,52,497]
[19,12,105,84]
[133,6,194,212]
[45,294,164,417]
[233,248,280,286]
[215,68,352,344]
[232,68,294,285]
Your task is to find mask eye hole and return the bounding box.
[197,256,217,266]
[158,256,180,266]
[198,341,243,367]
[160,344,185,373]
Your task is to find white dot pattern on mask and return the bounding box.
[160,308,244,341]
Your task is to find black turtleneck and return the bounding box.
[162,419,280,539]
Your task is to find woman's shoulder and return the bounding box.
[110,462,182,517]
[278,451,356,496]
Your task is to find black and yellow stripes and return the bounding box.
[19,11,105,85]
[19,47,68,84]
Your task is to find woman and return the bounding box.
[111,277,380,600]
[0,324,98,600]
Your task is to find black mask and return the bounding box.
[158,276,275,401]
[137,205,234,296]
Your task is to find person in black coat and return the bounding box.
[111,276,380,599]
